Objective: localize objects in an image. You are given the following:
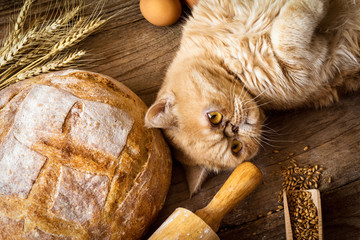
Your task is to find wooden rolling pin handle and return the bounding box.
[195,162,262,232]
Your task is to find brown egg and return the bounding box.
[140,0,182,26]
[184,0,199,9]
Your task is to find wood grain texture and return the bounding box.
[1,1,359,239]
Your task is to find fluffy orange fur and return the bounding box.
[145,0,360,195]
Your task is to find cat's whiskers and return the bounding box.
[206,139,223,150]
[238,126,261,138]
[229,77,252,125]
[252,129,279,148]
[261,122,297,143]
[262,120,291,134]
[261,123,279,134]
[262,135,296,144]
[230,78,237,101]
[258,137,278,148]
[242,101,270,111]
[260,129,281,136]
[259,130,296,149]
[252,135,266,150]
[240,83,246,96]
[243,86,272,106]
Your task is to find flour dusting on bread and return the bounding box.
[70,99,134,158]
[0,134,46,198]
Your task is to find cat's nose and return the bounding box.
[232,125,239,133]
[224,122,238,137]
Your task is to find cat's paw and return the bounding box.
[285,0,328,22]
[301,0,328,21]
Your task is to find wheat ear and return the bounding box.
[15,6,82,67]
[49,18,106,57]
[17,17,106,74]
[41,6,81,39]
[0,28,37,69]
[14,0,34,34]
[2,0,34,49]
[0,0,109,89]
[17,50,86,80]
[0,50,86,89]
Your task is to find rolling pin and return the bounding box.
[149,161,262,240]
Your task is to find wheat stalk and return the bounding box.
[0,0,108,88]
[0,50,86,89]
[17,50,86,80]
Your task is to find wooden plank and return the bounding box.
[81,18,182,105]
[1,1,360,239]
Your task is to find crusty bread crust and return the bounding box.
[0,70,172,239]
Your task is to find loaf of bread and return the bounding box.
[0,70,172,239]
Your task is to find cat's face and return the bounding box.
[145,59,265,171]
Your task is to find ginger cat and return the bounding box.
[145,0,360,195]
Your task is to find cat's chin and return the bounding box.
[172,138,261,197]
[217,140,260,170]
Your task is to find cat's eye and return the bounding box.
[231,140,242,153]
[207,111,223,125]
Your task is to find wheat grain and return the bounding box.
[18,17,105,72]
[288,191,319,240]
[277,159,324,239]
[65,17,89,37]
[13,0,34,35]
[278,160,323,202]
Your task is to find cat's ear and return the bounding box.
[145,94,177,129]
[183,164,208,198]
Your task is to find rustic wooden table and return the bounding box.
[1,1,359,239]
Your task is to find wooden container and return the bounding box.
[283,189,323,240]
